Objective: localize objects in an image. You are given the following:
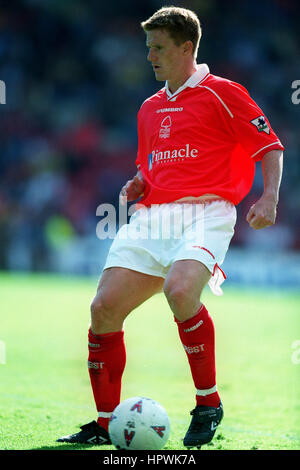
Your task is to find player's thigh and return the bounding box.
[93,267,164,316]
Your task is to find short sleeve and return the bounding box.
[217,81,284,161]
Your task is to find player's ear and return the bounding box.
[182,40,194,56]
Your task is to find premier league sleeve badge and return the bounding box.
[250,115,270,134]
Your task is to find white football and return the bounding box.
[108,396,170,450]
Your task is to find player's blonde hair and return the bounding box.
[141,6,202,58]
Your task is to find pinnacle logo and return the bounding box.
[159,115,171,138]
[148,144,199,170]
[151,425,166,438]
[148,152,153,171]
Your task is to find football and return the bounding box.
[108,396,170,450]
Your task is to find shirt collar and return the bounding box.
[165,63,210,99]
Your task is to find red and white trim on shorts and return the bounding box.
[212,263,226,280]
[191,245,215,260]
[192,245,227,281]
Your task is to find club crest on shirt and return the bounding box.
[159,115,172,138]
[250,115,270,134]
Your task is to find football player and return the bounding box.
[57,6,283,448]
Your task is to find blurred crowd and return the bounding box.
[0,0,299,273]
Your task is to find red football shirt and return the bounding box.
[136,64,284,206]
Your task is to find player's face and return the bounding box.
[146,29,188,83]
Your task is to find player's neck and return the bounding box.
[167,62,197,95]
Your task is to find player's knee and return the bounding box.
[90,292,117,326]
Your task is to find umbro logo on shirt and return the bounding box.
[156,107,183,113]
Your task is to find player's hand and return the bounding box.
[246,195,277,230]
[120,174,146,205]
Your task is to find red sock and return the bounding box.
[175,304,220,408]
[88,328,126,431]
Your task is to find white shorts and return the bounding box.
[103,200,237,296]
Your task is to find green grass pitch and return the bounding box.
[0,271,299,450]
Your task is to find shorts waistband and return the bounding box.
[134,198,234,211]
[172,198,227,205]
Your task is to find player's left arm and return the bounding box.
[246,149,283,230]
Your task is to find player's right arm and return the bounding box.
[119,169,146,205]
[119,103,149,205]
